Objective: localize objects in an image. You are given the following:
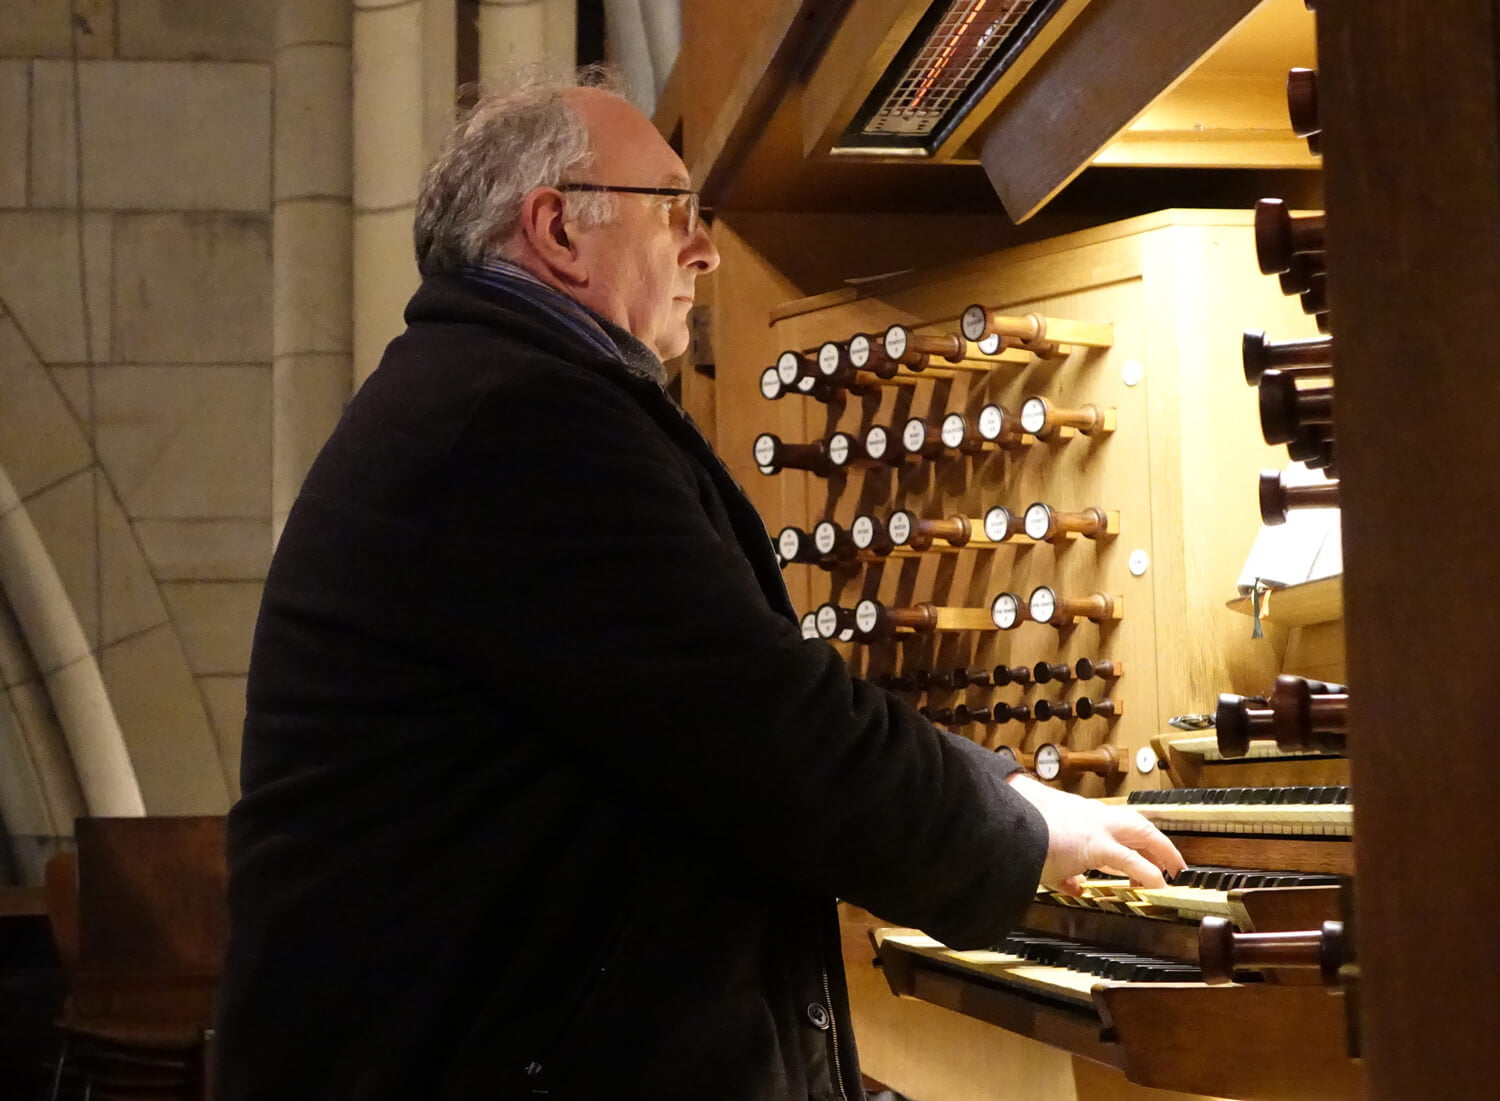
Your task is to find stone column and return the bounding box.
[478,0,575,84]
[274,0,355,536]
[352,0,455,389]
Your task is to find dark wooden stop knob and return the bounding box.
[1259,370,1333,446]
[992,663,1033,687]
[1255,197,1326,275]
[1287,67,1320,145]
[1075,696,1122,720]
[1032,699,1073,722]
[1032,661,1074,685]
[1242,330,1333,384]
[1259,470,1341,525]
[1199,915,1347,986]
[1074,658,1122,681]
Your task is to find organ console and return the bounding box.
[745,53,1364,1094]
[1241,329,1332,384]
[1254,197,1326,276]
[753,433,830,475]
[1026,586,1123,627]
[1018,396,1116,440]
[1259,469,1340,524]
[1021,502,1118,543]
[959,304,1115,352]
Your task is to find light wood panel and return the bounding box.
[754,211,1314,806]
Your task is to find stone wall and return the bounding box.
[0,0,285,875]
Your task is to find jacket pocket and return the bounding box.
[518,885,647,1090]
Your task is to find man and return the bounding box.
[216,70,1183,1100]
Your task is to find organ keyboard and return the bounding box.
[1125,786,1352,838]
[867,783,1360,1098]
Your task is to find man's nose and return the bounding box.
[684,224,720,273]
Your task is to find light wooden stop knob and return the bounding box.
[1022,502,1117,543]
[1032,743,1124,781]
[1027,586,1123,627]
[1019,396,1116,440]
[960,303,1114,351]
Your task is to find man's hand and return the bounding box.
[1007,773,1186,897]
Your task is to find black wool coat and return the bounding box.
[215,274,1049,1101]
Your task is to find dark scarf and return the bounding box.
[462,257,668,390]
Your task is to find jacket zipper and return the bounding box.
[821,966,850,1101]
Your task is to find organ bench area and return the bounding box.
[738,209,1360,1101]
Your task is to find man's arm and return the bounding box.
[432,365,1167,945]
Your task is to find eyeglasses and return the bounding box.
[558,184,705,236]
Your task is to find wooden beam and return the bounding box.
[1317,2,1500,1097]
[978,0,1262,221]
[688,0,853,203]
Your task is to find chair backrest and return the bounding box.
[43,849,80,973]
[74,817,227,979]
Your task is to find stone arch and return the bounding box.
[0,301,232,868]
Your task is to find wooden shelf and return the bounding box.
[1227,574,1343,626]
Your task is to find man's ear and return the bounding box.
[515,187,589,286]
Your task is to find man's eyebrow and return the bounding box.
[661,173,691,189]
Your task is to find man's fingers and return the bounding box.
[1051,873,1087,898]
[1089,839,1168,888]
[1110,812,1187,876]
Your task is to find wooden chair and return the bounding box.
[44,817,227,1101]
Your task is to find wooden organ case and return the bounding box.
[664,0,1499,1097]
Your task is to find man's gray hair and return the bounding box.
[414,66,625,274]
